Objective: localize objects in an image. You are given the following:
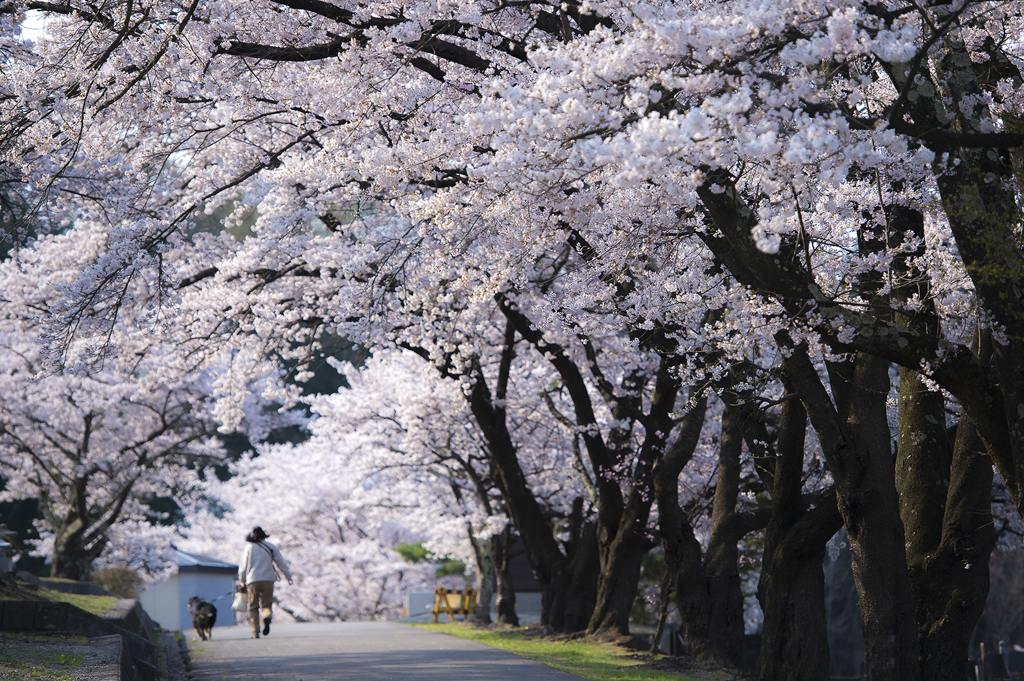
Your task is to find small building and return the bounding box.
[138,549,237,632]
[0,537,13,574]
[0,524,16,574]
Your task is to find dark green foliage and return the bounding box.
[394,541,466,578]
[640,550,667,585]
[394,541,432,563]
[434,559,466,578]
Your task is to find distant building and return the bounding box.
[0,538,13,573]
[138,549,237,632]
[0,524,16,574]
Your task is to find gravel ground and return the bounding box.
[0,629,191,681]
[0,578,190,680]
[0,631,120,681]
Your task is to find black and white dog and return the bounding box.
[187,596,217,641]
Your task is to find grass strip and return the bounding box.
[39,590,119,616]
[0,580,118,616]
[412,622,704,681]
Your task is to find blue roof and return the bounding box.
[175,549,237,570]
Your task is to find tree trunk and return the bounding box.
[835,356,920,681]
[587,491,652,635]
[51,531,96,581]
[885,204,996,681]
[666,399,772,667]
[653,400,715,657]
[757,399,842,681]
[652,395,739,662]
[463,342,585,631]
[40,477,128,582]
[910,414,995,681]
[470,530,495,625]
[892,39,1024,526]
[587,362,684,636]
[651,565,675,655]
[838,357,919,681]
[675,518,713,658]
[565,520,599,631]
[701,403,746,666]
[783,348,920,681]
[492,526,519,626]
[758,529,836,681]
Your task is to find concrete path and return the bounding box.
[184,621,587,681]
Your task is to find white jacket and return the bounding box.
[238,540,293,584]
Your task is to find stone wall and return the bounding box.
[0,599,158,681]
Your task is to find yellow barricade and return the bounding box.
[431,587,477,623]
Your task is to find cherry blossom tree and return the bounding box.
[180,351,508,621]
[2,0,1023,678]
[0,228,229,580]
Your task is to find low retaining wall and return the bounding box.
[0,599,157,681]
[88,634,139,681]
[104,598,158,641]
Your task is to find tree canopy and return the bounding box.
[2,0,1024,677]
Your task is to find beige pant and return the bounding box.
[247,581,274,635]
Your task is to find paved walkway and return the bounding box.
[184,621,587,681]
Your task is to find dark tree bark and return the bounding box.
[674,519,714,658]
[885,203,997,681]
[651,396,715,658]
[674,402,751,666]
[692,165,1008,681]
[780,346,920,681]
[756,399,843,681]
[463,349,580,630]
[39,474,132,581]
[909,413,994,681]
[694,174,924,681]
[586,360,682,635]
[492,525,519,626]
[495,292,692,636]
[412,316,581,630]
[701,403,746,665]
[51,531,104,581]
[655,395,753,659]
[469,529,495,625]
[588,508,650,636]
[564,498,600,631]
[661,399,770,667]
[870,39,1024,536]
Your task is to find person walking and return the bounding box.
[237,526,293,639]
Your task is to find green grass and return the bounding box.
[411,623,709,681]
[0,579,118,615]
[39,590,119,616]
[24,649,85,666]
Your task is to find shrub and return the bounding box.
[90,567,143,598]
